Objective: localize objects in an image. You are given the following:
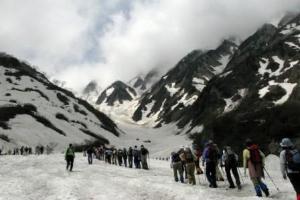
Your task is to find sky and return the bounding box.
[0,0,300,93]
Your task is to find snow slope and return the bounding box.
[0,53,120,150]
[0,154,295,200]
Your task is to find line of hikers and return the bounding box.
[102,145,150,170]
[64,144,150,172]
[170,138,300,199]
[0,145,53,155]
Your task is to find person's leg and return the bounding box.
[258,177,269,196]
[211,163,217,187]
[251,178,262,197]
[225,165,235,188]
[288,173,300,200]
[191,164,196,185]
[70,157,74,171]
[173,163,179,182]
[206,162,213,186]
[232,166,241,188]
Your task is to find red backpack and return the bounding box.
[249,144,262,165]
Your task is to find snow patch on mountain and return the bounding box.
[258,80,297,105]
[223,89,247,113]
[165,83,180,97]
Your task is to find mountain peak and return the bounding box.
[96,81,137,106]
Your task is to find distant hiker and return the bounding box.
[117,149,123,166]
[65,144,75,171]
[243,139,269,197]
[133,146,141,169]
[222,146,241,189]
[112,148,117,165]
[123,148,128,167]
[171,151,184,183]
[87,147,94,165]
[192,144,203,175]
[141,145,149,170]
[280,138,300,200]
[128,147,133,168]
[105,148,112,164]
[183,147,196,185]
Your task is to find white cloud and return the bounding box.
[0,0,299,92]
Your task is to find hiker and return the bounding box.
[112,148,118,165]
[280,138,300,200]
[243,139,269,197]
[65,144,75,171]
[141,145,149,170]
[222,146,241,189]
[183,147,196,185]
[128,147,133,168]
[179,146,188,179]
[105,148,112,164]
[192,144,203,175]
[123,148,128,167]
[214,143,225,182]
[171,151,184,183]
[133,146,141,169]
[87,147,94,165]
[203,140,218,188]
[117,149,123,166]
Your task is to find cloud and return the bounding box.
[0,0,299,92]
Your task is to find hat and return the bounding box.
[245,139,253,147]
[280,138,294,148]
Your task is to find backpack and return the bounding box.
[249,145,262,165]
[141,148,148,156]
[172,153,181,163]
[286,149,300,171]
[185,151,194,163]
[207,146,218,163]
[225,152,237,166]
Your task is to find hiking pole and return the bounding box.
[263,167,280,192]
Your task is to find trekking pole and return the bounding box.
[263,167,280,192]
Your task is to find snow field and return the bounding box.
[0,154,295,200]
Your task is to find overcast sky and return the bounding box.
[0,0,299,92]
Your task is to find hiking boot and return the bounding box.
[237,184,242,190]
[228,185,236,189]
[263,189,270,197]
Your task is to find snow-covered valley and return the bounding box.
[0,153,295,200]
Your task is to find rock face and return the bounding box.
[174,14,300,152]
[96,81,137,106]
[132,40,238,127]
[0,53,120,149]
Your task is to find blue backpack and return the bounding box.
[286,149,300,171]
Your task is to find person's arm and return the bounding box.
[243,149,249,175]
[280,150,287,179]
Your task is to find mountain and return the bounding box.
[128,69,160,94]
[132,40,238,127]
[94,81,138,123]
[0,53,120,150]
[175,14,300,152]
[96,81,137,106]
